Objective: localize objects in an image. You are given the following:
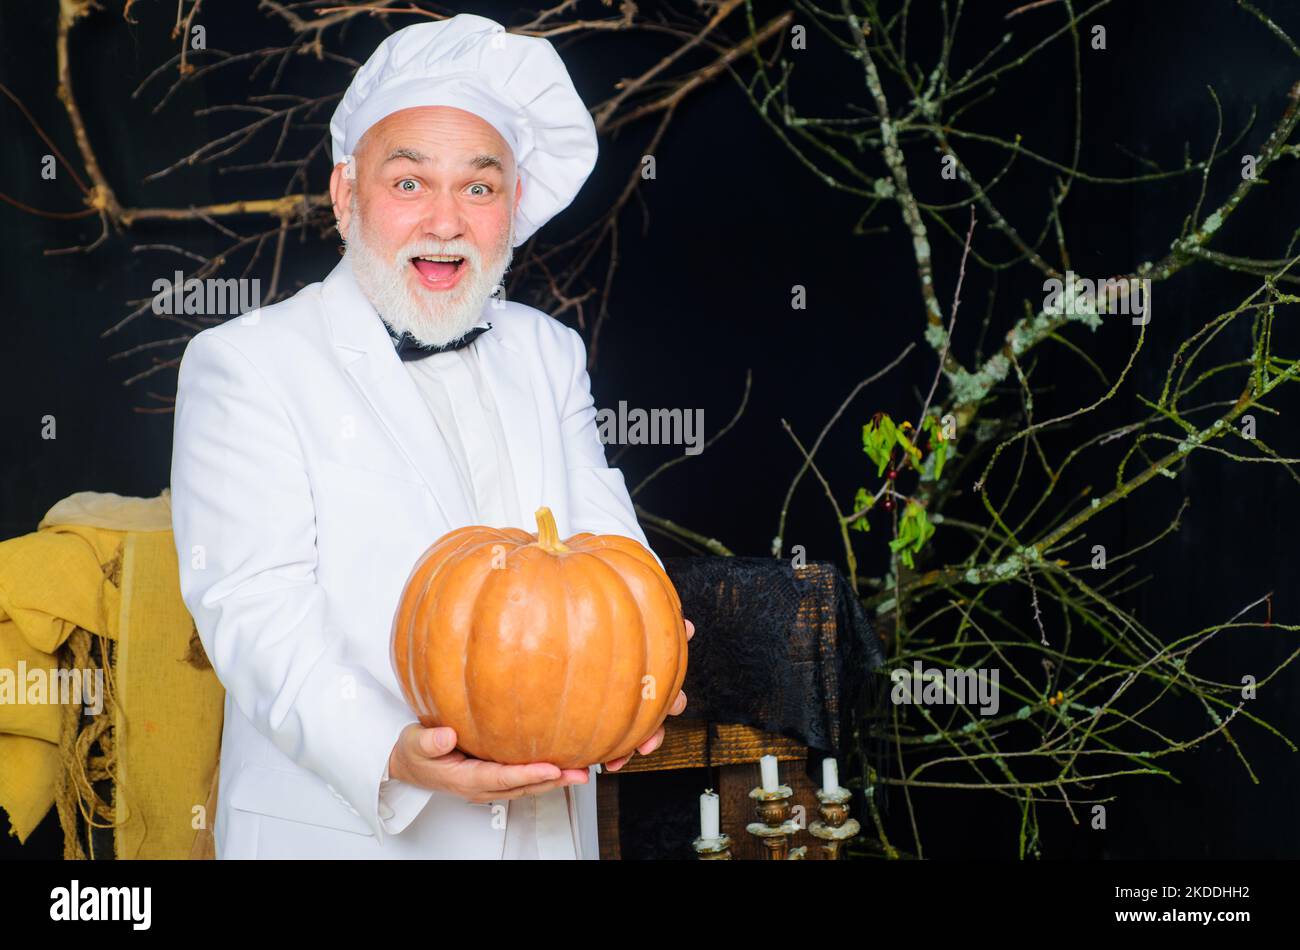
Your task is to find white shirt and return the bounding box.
[377,340,584,860]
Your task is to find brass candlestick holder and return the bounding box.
[691,833,733,860]
[807,786,861,860]
[746,785,806,860]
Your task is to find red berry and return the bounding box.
[882,498,895,511]
[886,469,898,480]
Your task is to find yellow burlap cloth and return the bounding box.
[0,489,224,858]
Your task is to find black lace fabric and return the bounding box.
[612,557,886,860]
[665,556,885,756]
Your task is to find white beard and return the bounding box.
[344,197,513,348]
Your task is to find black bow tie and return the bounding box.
[380,319,492,360]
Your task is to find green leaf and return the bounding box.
[895,427,923,464]
[863,414,897,476]
[889,501,934,569]
[850,487,873,532]
[921,414,949,479]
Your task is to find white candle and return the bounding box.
[699,789,720,839]
[760,754,779,791]
[822,757,840,793]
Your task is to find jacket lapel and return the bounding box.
[320,257,474,529]
[473,323,545,527]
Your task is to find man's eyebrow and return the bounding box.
[382,147,431,164]
[379,149,504,173]
[470,154,505,173]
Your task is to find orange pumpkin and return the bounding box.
[391,506,688,768]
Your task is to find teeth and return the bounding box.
[414,255,463,262]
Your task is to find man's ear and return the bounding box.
[329,161,354,235]
[513,173,523,214]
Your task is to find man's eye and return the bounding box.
[468,183,491,197]
[398,179,419,193]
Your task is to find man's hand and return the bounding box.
[388,724,589,803]
[603,617,695,773]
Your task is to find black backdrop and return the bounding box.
[2,0,1298,859]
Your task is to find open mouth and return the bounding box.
[410,254,466,285]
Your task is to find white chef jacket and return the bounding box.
[376,339,585,860]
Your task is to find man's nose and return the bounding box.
[417,189,466,243]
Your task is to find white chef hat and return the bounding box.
[329,14,598,247]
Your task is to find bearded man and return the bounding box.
[170,13,691,860]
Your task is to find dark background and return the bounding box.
[2,0,1298,859]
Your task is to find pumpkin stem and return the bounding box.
[534,506,569,553]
